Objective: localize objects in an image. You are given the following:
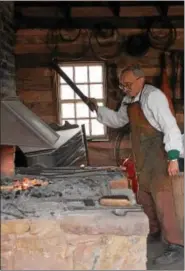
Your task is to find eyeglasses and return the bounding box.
[119,77,140,90]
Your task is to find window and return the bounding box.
[58,63,106,137]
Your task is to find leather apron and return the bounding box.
[127,100,184,245]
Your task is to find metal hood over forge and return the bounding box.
[0,96,86,168]
[0,96,60,150]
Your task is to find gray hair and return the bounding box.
[119,64,145,80]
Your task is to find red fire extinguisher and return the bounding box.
[120,157,138,199]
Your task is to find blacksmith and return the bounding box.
[89,65,184,265]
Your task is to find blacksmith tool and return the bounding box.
[99,195,132,207]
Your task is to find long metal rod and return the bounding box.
[51,60,96,112]
[81,124,90,166]
[51,60,88,103]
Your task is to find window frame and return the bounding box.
[57,61,107,139]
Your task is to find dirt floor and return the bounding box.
[147,240,184,270]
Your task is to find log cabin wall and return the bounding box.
[0,1,16,98]
[15,4,184,166]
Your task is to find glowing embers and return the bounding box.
[1,177,48,192]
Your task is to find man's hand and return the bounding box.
[168,160,179,176]
[87,98,98,112]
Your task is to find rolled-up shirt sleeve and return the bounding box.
[97,103,129,129]
[147,91,183,159]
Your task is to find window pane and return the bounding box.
[91,119,105,136]
[75,84,88,99]
[61,104,75,118]
[76,119,90,136]
[90,102,103,118]
[60,85,74,100]
[89,65,103,83]
[76,103,89,118]
[75,66,88,83]
[60,66,73,83]
[90,84,103,99]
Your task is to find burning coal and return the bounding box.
[1,177,48,192]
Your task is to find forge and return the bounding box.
[0,67,149,269]
[1,167,150,270]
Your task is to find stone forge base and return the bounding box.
[1,211,149,270]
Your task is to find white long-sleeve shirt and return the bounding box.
[97,84,184,158]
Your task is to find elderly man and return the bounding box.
[89,65,184,265]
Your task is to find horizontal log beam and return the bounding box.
[16,6,184,18]
[14,38,184,56]
[16,67,53,78]
[15,16,184,30]
[23,102,55,116]
[18,90,53,102]
[15,1,183,8]
[40,115,57,123]
[15,53,160,68]
[15,27,185,38]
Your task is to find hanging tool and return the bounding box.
[99,195,131,207]
[175,53,182,100]
[160,52,175,116]
[180,52,184,100]
[51,59,97,112]
[170,51,184,101]
[148,4,176,50]
[81,124,90,166]
[170,51,178,100]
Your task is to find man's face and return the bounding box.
[119,71,143,97]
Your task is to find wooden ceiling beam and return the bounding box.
[15,16,184,30]
[14,1,183,8]
[107,2,121,17]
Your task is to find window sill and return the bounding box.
[87,138,109,142]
